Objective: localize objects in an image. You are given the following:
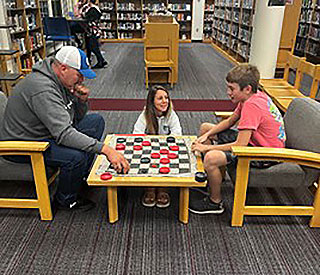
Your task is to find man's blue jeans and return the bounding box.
[48,113,105,205]
[6,113,105,206]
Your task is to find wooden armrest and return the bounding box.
[0,141,50,152]
[231,146,320,169]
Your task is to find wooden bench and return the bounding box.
[260,52,305,89]
[262,59,320,112]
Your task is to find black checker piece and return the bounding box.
[117,138,126,143]
[169,163,179,168]
[159,142,167,146]
[179,168,189,173]
[126,142,134,146]
[151,146,160,150]
[179,150,188,154]
[167,137,175,143]
[132,154,142,159]
[124,150,134,155]
[139,168,149,174]
[141,157,151,163]
[176,142,185,146]
[134,137,143,142]
[179,159,189,164]
[142,150,151,154]
[151,138,159,142]
[131,164,139,169]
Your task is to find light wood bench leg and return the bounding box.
[107,187,118,223]
[179,187,189,224]
[231,158,250,226]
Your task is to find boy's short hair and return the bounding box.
[226,64,260,92]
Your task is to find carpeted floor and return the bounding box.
[1,43,320,275]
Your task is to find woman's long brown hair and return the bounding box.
[144,85,172,134]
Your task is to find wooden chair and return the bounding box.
[144,42,174,89]
[260,52,305,89]
[0,92,59,220]
[229,98,320,227]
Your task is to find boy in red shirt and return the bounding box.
[189,64,286,214]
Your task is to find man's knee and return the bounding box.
[87,113,105,128]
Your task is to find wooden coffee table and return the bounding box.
[87,135,206,224]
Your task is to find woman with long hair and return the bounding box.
[133,85,182,208]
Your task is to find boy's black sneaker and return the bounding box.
[55,196,96,212]
[189,197,224,214]
[190,186,209,196]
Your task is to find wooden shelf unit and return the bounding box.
[294,0,320,64]
[168,0,193,40]
[203,0,215,41]
[99,0,193,42]
[211,0,255,62]
[100,0,118,39]
[4,0,45,72]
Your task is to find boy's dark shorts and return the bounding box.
[217,129,279,169]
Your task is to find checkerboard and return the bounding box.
[96,135,197,177]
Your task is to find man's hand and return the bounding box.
[191,141,210,154]
[72,84,90,102]
[102,144,130,174]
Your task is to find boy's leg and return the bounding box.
[199,122,219,144]
[189,150,227,214]
[203,150,228,203]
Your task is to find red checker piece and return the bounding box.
[151,164,158,168]
[142,141,151,146]
[100,172,112,180]
[133,145,143,150]
[151,153,160,159]
[116,143,125,150]
[160,158,170,164]
[159,167,170,174]
[160,149,169,154]
[169,145,179,151]
[168,153,178,159]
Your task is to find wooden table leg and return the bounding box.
[179,187,189,224]
[107,187,118,223]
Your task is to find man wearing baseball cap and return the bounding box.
[1,46,129,211]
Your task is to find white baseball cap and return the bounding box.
[55,46,96,79]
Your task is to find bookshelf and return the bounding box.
[203,0,214,41]
[294,0,320,64]
[117,0,143,39]
[97,0,194,42]
[211,0,255,62]
[99,0,118,39]
[4,0,45,72]
[168,0,192,40]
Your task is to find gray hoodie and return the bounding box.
[1,57,104,154]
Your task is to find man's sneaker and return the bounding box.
[55,196,96,212]
[189,197,224,214]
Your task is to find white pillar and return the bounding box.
[249,0,285,79]
[191,0,205,41]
